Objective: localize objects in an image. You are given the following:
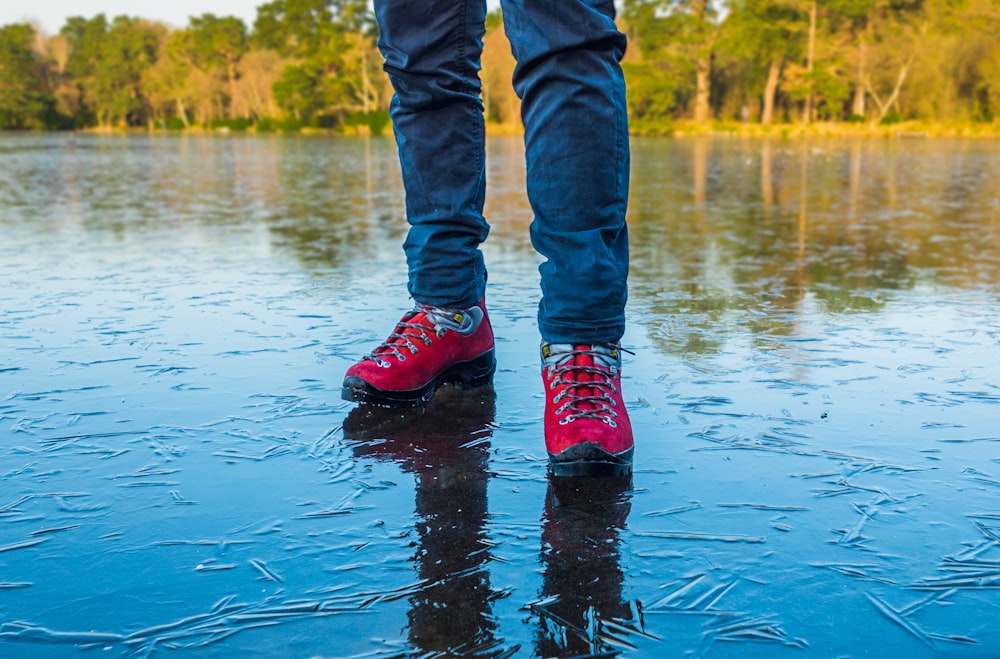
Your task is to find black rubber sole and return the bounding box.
[342,349,496,408]
[548,444,634,478]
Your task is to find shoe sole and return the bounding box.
[548,444,634,478]
[342,349,496,407]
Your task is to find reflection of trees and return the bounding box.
[628,137,999,357]
[342,387,503,656]
[263,135,406,269]
[27,133,996,349]
[7,134,408,267]
[483,136,535,253]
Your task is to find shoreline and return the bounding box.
[664,120,1000,139]
[5,120,999,139]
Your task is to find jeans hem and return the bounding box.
[539,321,626,346]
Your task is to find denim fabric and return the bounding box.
[375,0,630,344]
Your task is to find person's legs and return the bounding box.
[343,1,495,407]
[377,0,490,309]
[500,0,630,344]
[501,0,633,476]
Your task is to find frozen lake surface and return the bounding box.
[1,133,999,657]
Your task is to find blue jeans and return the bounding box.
[375,0,630,344]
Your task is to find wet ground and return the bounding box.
[1,133,999,657]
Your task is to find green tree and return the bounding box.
[624,0,723,122]
[188,14,248,119]
[876,0,1000,123]
[980,42,1000,121]
[142,29,195,127]
[255,0,343,123]
[61,14,109,126]
[623,1,688,125]
[0,23,53,128]
[775,0,853,122]
[337,1,383,117]
[232,48,286,120]
[252,0,379,126]
[720,0,807,123]
[965,0,1000,121]
[45,32,82,125]
[254,0,338,59]
[91,17,161,127]
[272,60,328,121]
[6,0,1000,131]
[839,0,929,123]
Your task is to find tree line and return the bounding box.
[1,0,998,132]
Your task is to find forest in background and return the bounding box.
[1,0,999,133]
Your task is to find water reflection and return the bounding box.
[342,387,504,656]
[3,134,1000,656]
[5,135,997,314]
[342,387,643,658]
[533,476,636,658]
[761,140,775,213]
[627,137,1000,357]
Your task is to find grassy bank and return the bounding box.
[16,119,999,139]
[665,120,1000,139]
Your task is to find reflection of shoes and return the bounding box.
[342,385,496,470]
[342,297,496,407]
[543,475,632,565]
[541,343,634,477]
[536,475,633,657]
[545,474,632,530]
[344,388,498,655]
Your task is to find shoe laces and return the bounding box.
[366,304,469,367]
[545,344,626,427]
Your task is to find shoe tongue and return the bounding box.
[542,343,619,371]
[420,305,472,331]
[542,344,617,412]
[373,306,445,352]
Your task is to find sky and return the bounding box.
[0,1,262,34]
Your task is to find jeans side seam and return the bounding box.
[461,0,484,192]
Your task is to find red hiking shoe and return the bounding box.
[342,298,496,407]
[542,343,634,477]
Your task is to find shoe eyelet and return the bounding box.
[436,328,447,338]
[379,361,391,369]
[608,420,617,428]
[398,355,406,362]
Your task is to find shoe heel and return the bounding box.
[453,349,496,389]
[548,445,634,478]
